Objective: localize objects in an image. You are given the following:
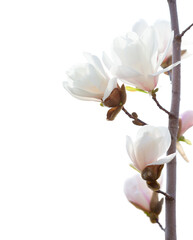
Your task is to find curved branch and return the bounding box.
[152,93,175,117]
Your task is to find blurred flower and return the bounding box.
[126,125,176,190]
[178,110,193,137]
[176,110,193,162]
[64,52,126,120]
[124,174,163,223]
[103,26,180,92]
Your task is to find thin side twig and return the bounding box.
[156,219,165,232]
[177,23,193,39]
[152,93,175,117]
[156,190,174,201]
[121,107,147,126]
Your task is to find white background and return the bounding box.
[0,0,193,239]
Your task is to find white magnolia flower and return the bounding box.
[103,26,180,92]
[64,52,117,102]
[124,174,163,223]
[126,125,176,172]
[124,174,152,212]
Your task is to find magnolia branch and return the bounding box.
[156,219,165,232]
[177,23,193,39]
[166,0,181,240]
[152,93,174,117]
[122,107,147,126]
[156,190,174,201]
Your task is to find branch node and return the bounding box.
[178,23,193,39]
[156,190,174,201]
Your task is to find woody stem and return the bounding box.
[152,93,174,117]
[156,190,174,201]
[166,0,181,240]
[156,219,165,232]
[121,107,147,126]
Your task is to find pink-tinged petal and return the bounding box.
[176,142,190,162]
[111,65,156,92]
[148,153,176,166]
[179,110,193,136]
[103,78,117,101]
[83,52,109,81]
[124,174,152,212]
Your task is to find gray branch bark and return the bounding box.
[166,0,181,240]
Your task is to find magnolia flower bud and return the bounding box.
[103,84,126,120]
[126,125,176,189]
[124,175,163,223]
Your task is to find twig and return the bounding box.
[152,93,175,117]
[121,107,147,126]
[156,219,165,232]
[177,23,193,39]
[156,190,174,201]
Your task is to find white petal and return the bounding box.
[126,136,140,171]
[132,19,148,36]
[153,60,181,76]
[112,33,147,73]
[113,64,157,92]
[102,52,113,70]
[66,63,108,94]
[83,52,109,81]
[63,81,102,101]
[156,31,174,70]
[154,20,172,54]
[148,153,176,166]
[111,65,140,78]
[103,78,117,101]
[140,27,159,72]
